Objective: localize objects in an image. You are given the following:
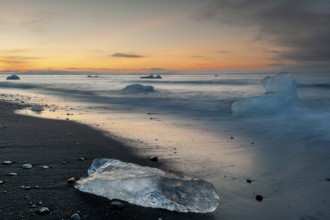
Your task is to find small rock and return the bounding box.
[61,162,68,165]
[2,161,14,165]
[255,195,263,202]
[8,173,17,176]
[38,207,50,215]
[23,186,32,190]
[31,204,36,208]
[67,177,75,183]
[79,158,86,161]
[0,180,4,184]
[230,136,234,139]
[22,164,33,169]
[326,178,330,181]
[42,166,50,169]
[149,156,158,162]
[111,201,124,210]
[246,179,253,183]
[71,213,81,220]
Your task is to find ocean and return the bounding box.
[1,72,329,220]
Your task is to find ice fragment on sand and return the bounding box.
[6,75,20,80]
[123,84,155,92]
[31,105,44,112]
[231,72,297,115]
[75,158,219,213]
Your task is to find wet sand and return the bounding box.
[0,100,216,220]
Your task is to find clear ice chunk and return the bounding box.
[75,158,219,213]
[231,72,297,115]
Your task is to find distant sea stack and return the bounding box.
[6,75,20,80]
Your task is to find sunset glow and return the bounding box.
[1,0,329,73]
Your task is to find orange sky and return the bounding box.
[0,0,288,73]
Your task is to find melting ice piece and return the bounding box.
[31,105,44,112]
[75,158,219,213]
[231,72,297,115]
[123,84,155,92]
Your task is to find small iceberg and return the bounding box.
[6,75,20,80]
[31,105,44,112]
[75,158,219,213]
[123,84,155,92]
[140,75,162,79]
[231,72,297,115]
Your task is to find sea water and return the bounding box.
[0,73,330,220]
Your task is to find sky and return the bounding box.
[0,0,329,73]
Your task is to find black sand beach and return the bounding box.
[0,100,216,220]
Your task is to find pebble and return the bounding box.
[42,166,50,169]
[255,195,263,202]
[8,173,18,176]
[2,161,14,165]
[22,164,33,169]
[246,179,253,183]
[22,186,32,190]
[149,156,158,162]
[111,201,124,210]
[38,207,50,215]
[79,158,86,161]
[71,213,81,220]
[67,177,76,183]
[0,180,4,184]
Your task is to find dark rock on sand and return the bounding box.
[150,156,158,162]
[111,201,124,210]
[22,164,32,169]
[255,195,263,202]
[2,161,14,165]
[246,179,253,183]
[38,207,50,215]
[71,213,81,220]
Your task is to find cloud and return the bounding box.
[0,55,39,70]
[217,50,230,54]
[194,0,330,69]
[111,53,144,58]
[149,67,168,71]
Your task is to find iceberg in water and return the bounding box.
[231,72,297,115]
[75,158,219,213]
[123,84,155,92]
[6,75,20,80]
[140,74,162,79]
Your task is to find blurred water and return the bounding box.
[1,73,330,219]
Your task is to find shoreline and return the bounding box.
[0,100,216,220]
